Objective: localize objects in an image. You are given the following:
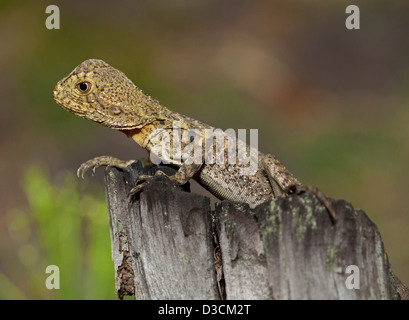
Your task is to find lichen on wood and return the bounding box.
[103,161,407,300]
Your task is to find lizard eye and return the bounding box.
[76,81,92,94]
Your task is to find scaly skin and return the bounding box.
[53,59,336,223]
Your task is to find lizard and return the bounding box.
[53,59,337,224]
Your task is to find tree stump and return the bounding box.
[103,161,406,300]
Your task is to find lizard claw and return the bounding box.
[128,182,147,200]
[127,171,169,200]
[135,174,154,181]
[77,161,100,179]
[76,167,82,179]
[77,163,88,179]
[127,174,154,200]
[76,156,136,179]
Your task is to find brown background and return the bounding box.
[0,0,408,298]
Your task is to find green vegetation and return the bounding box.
[1,166,115,299]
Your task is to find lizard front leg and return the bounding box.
[77,155,201,198]
[261,154,337,224]
[77,155,136,178]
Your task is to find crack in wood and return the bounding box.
[103,163,408,300]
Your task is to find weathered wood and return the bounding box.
[218,196,398,299]
[215,202,271,299]
[104,162,406,300]
[104,161,218,299]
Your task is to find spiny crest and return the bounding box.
[76,59,111,73]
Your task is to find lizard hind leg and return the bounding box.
[77,155,136,179]
[261,153,302,198]
[127,170,166,198]
[262,154,337,225]
[287,184,338,225]
[128,162,203,198]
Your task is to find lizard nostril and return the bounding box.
[110,106,122,115]
[53,84,59,97]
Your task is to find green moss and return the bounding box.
[108,171,118,197]
[225,221,236,238]
[240,253,249,266]
[178,252,190,266]
[281,243,287,278]
[260,200,282,241]
[117,219,123,233]
[388,269,400,300]
[324,246,339,272]
[290,196,317,242]
[221,205,230,218]
[108,170,117,182]
[232,202,246,212]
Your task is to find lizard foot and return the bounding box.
[127,170,169,199]
[126,169,190,200]
[77,155,136,179]
[285,184,337,225]
[128,182,147,199]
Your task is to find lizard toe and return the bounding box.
[77,162,93,179]
[135,174,153,182]
[283,184,304,195]
[77,161,101,179]
[77,156,137,179]
[128,183,146,200]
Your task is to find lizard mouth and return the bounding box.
[58,102,87,116]
[53,93,87,116]
[53,83,88,116]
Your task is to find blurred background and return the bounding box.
[0,0,408,299]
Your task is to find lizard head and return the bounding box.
[53,59,161,130]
